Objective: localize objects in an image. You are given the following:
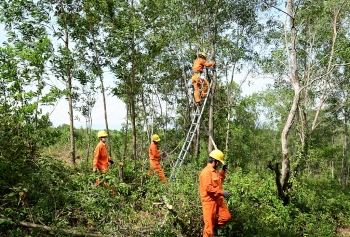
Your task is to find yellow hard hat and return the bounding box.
[97,130,108,138]
[152,134,161,142]
[199,52,206,58]
[209,149,225,164]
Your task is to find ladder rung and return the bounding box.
[171,82,212,181]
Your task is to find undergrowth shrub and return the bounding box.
[221,168,350,237]
[1,153,350,237]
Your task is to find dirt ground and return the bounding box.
[338,227,350,237]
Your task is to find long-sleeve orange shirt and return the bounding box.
[149,142,162,161]
[93,141,111,171]
[199,164,226,202]
[192,58,215,73]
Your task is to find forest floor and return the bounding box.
[339,228,350,237]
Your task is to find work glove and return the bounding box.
[222,164,228,172]
[109,160,114,165]
[93,167,98,172]
[223,191,231,199]
[162,152,167,157]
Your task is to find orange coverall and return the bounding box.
[191,58,215,103]
[93,141,115,194]
[93,141,111,172]
[148,142,167,183]
[199,164,231,237]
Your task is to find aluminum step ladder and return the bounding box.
[170,81,212,181]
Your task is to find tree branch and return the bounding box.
[262,0,295,20]
[0,218,110,237]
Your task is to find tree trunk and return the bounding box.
[141,88,150,144]
[268,0,300,204]
[130,0,137,163]
[123,103,129,162]
[60,0,75,164]
[89,22,111,156]
[342,110,348,189]
[86,106,92,163]
[195,126,200,159]
[280,90,299,191]
[208,73,215,154]
[225,63,231,152]
[281,0,300,198]
[206,1,219,154]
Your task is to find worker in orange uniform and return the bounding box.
[148,134,167,183]
[191,52,215,107]
[93,130,114,189]
[199,149,231,237]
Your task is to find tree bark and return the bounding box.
[342,110,348,189]
[123,103,129,162]
[60,0,75,164]
[206,0,219,154]
[195,125,200,159]
[130,0,137,163]
[274,0,301,203]
[86,105,93,162]
[89,21,111,156]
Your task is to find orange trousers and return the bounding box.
[202,198,231,237]
[191,73,209,103]
[148,160,167,183]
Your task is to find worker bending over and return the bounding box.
[199,149,231,237]
[148,134,167,183]
[191,52,215,107]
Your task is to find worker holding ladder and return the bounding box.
[191,52,215,107]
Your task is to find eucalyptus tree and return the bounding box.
[73,72,97,162]
[262,0,350,201]
[337,55,350,190]
[261,0,305,202]
[213,0,264,155]
[326,50,350,189]
[167,0,265,156]
[45,0,86,164]
[0,0,57,159]
[70,0,112,155]
[147,0,201,157]
[289,0,350,172]
[99,0,155,161]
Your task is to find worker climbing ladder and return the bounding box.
[170,78,212,181]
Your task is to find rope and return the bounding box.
[167,137,184,156]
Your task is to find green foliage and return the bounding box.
[1,0,350,236]
[219,169,350,237]
[2,151,350,236]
